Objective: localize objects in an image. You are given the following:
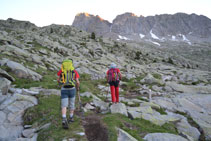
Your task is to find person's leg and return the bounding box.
[61,90,69,128]
[114,81,120,103]
[115,86,119,103]
[110,86,116,102]
[109,82,116,103]
[68,88,76,122]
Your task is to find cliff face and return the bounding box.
[72,12,211,41]
[72,13,111,35]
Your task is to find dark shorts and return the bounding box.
[61,88,76,109]
[109,81,119,87]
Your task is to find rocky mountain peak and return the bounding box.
[72,12,211,43]
[72,13,111,35]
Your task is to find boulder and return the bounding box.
[80,92,101,101]
[117,128,137,141]
[176,119,200,141]
[84,103,95,110]
[110,103,128,116]
[0,77,11,95]
[39,89,59,96]
[0,124,24,141]
[140,73,164,85]
[93,99,109,111]
[144,133,188,141]
[0,111,6,124]
[5,60,42,81]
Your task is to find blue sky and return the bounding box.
[0,0,211,27]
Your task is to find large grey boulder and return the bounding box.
[4,60,42,81]
[110,103,128,116]
[140,73,164,85]
[117,128,137,141]
[0,124,24,141]
[144,133,188,141]
[0,77,11,95]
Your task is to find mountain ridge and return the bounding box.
[72,12,211,42]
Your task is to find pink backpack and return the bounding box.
[108,68,119,82]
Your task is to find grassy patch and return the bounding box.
[155,108,167,115]
[152,73,162,80]
[137,96,149,102]
[80,73,106,95]
[24,94,86,141]
[102,113,178,141]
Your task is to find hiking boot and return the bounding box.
[62,118,69,129]
[68,116,74,123]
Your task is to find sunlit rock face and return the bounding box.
[72,12,111,35]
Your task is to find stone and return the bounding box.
[0,77,11,95]
[140,73,164,85]
[0,111,6,124]
[110,103,128,116]
[38,123,51,131]
[176,119,200,141]
[22,89,39,95]
[117,128,137,141]
[22,128,36,138]
[143,133,188,141]
[5,60,42,81]
[93,99,109,111]
[140,102,160,110]
[84,103,95,110]
[39,89,60,96]
[15,93,38,105]
[152,85,163,92]
[0,124,24,141]
[80,92,101,101]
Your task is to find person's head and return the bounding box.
[110,63,116,69]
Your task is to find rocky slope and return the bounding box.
[0,18,211,140]
[73,12,211,43]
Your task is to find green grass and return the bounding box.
[24,94,86,141]
[80,73,106,95]
[152,73,162,80]
[102,113,178,141]
[155,108,167,115]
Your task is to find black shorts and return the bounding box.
[109,81,119,87]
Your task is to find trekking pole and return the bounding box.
[77,88,82,111]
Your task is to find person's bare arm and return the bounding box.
[119,72,122,80]
[76,78,80,90]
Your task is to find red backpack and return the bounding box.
[108,68,119,82]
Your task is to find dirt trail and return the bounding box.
[82,114,108,141]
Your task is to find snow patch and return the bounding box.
[148,40,160,46]
[150,30,159,40]
[139,33,145,38]
[172,35,176,40]
[182,35,192,45]
[118,35,130,40]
